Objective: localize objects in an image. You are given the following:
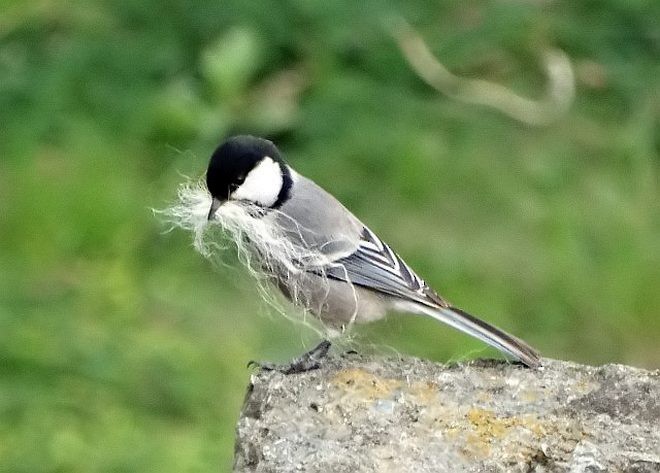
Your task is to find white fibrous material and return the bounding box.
[158,178,352,336]
[161,178,329,270]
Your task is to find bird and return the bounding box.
[204,135,541,369]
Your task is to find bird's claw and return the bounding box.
[247,340,332,375]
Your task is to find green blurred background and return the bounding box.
[1,0,659,471]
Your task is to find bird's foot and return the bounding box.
[248,340,332,375]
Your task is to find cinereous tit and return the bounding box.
[203,135,540,368]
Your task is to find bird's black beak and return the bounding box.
[207,197,223,221]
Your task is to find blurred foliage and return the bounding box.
[1,0,659,471]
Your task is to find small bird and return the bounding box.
[205,135,540,369]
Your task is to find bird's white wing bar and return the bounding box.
[325,227,435,305]
[324,227,541,367]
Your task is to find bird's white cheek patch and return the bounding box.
[231,156,283,207]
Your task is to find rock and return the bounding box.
[233,354,660,472]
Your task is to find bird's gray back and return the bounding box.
[274,171,363,258]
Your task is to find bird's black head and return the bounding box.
[206,135,292,219]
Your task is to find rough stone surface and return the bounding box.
[233,354,660,472]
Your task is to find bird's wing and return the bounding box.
[324,226,447,307]
[323,226,541,367]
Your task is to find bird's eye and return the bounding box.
[236,174,246,184]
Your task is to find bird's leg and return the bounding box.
[248,340,332,375]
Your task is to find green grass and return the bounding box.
[1,0,659,471]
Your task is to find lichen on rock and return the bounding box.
[233,354,660,472]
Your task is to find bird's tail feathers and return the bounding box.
[399,301,541,368]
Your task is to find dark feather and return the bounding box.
[325,227,446,307]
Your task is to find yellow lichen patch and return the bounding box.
[465,408,553,438]
[520,389,541,402]
[406,381,439,405]
[461,408,537,460]
[462,432,491,459]
[330,368,401,401]
[519,414,548,437]
[466,408,518,439]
